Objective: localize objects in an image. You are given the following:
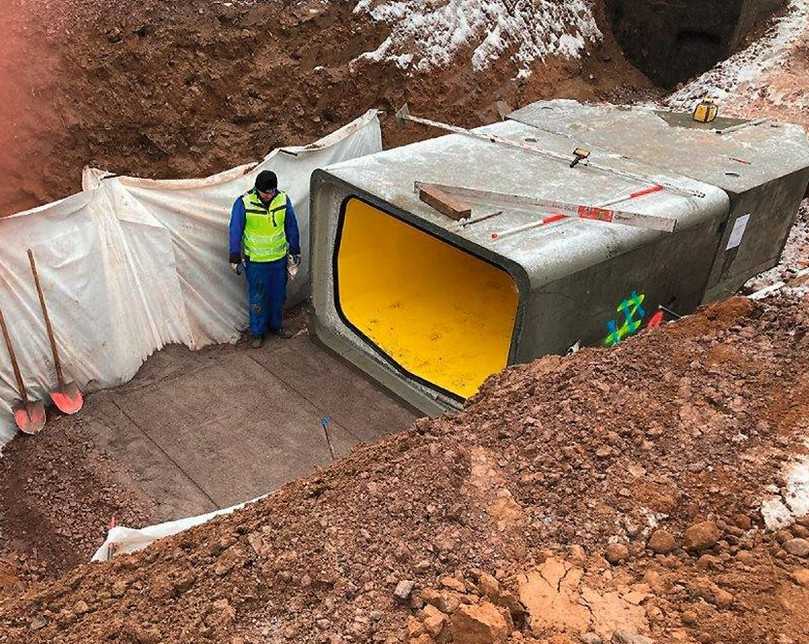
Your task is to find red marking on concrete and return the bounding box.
[630,185,664,199]
[577,206,614,222]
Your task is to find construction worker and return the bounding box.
[229,170,301,347]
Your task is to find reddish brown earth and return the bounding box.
[1,294,808,643]
[2,2,808,643]
[0,423,155,587]
[0,1,64,214]
[0,0,653,217]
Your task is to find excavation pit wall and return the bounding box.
[311,100,809,414]
[607,0,786,87]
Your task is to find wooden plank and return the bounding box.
[418,185,472,221]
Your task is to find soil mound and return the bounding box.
[0,420,155,587]
[1,294,808,643]
[0,0,651,216]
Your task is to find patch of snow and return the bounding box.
[786,461,809,517]
[784,284,809,298]
[762,452,809,530]
[762,496,796,530]
[666,0,809,110]
[745,205,809,291]
[642,508,667,531]
[748,270,809,301]
[352,0,601,75]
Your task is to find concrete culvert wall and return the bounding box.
[311,100,809,415]
[606,0,786,87]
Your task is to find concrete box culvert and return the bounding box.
[310,100,809,415]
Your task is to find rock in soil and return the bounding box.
[450,602,510,644]
[647,529,677,555]
[684,521,721,553]
[784,539,809,558]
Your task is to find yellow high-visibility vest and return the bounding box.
[242,190,288,262]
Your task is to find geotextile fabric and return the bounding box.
[0,111,382,446]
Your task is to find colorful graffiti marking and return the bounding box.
[603,291,647,347]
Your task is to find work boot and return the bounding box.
[250,335,264,348]
[271,327,294,339]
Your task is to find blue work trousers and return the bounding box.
[245,258,287,337]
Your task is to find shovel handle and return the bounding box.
[0,306,28,403]
[27,249,65,386]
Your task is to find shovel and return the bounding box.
[27,249,84,414]
[0,306,46,434]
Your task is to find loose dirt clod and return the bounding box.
[683,521,722,553]
[647,529,676,555]
[784,538,809,557]
[605,543,630,564]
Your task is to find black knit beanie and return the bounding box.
[255,170,278,192]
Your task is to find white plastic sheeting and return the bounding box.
[0,111,382,447]
[92,494,266,562]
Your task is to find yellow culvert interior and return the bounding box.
[336,197,519,399]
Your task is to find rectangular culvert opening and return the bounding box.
[334,196,519,400]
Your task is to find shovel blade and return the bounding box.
[51,382,84,415]
[13,401,46,435]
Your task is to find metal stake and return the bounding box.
[321,416,336,462]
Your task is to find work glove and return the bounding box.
[229,253,243,275]
[287,254,301,280]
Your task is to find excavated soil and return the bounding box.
[0,0,653,216]
[0,424,156,585]
[1,294,808,643]
[2,2,809,643]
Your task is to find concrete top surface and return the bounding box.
[323,116,729,289]
[508,99,809,194]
